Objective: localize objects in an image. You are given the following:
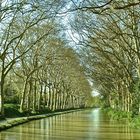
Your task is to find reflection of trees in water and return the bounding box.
[1,109,140,139]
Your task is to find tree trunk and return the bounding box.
[27,79,33,112]
[38,84,43,111]
[20,78,28,112]
[42,85,47,109]
[0,76,4,116]
[32,80,37,113]
[49,86,53,110]
[47,85,51,109]
[52,87,56,111]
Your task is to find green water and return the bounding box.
[0,108,140,140]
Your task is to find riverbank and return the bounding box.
[0,108,85,132]
[103,108,140,129]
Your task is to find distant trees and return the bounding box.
[43,44,92,111]
[5,37,91,114]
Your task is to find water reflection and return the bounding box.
[0,109,140,140]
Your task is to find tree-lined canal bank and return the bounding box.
[0,108,140,140]
[0,108,84,132]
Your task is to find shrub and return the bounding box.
[4,104,24,118]
[130,116,140,128]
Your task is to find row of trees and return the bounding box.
[71,0,140,115]
[6,38,91,113]
[0,0,92,116]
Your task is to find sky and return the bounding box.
[92,90,100,97]
[57,1,101,97]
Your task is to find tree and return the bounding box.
[73,1,140,114]
[0,0,65,115]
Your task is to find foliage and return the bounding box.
[4,104,23,118]
[104,108,132,121]
[130,116,140,129]
[72,0,140,116]
[103,107,140,128]
[0,0,93,116]
[4,83,19,104]
[1,0,139,119]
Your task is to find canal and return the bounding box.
[0,108,140,140]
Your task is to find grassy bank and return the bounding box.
[3,104,87,118]
[0,104,86,131]
[103,108,132,121]
[103,108,140,129]
[3,104,53,118]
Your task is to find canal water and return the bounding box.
[0,108,140,140]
